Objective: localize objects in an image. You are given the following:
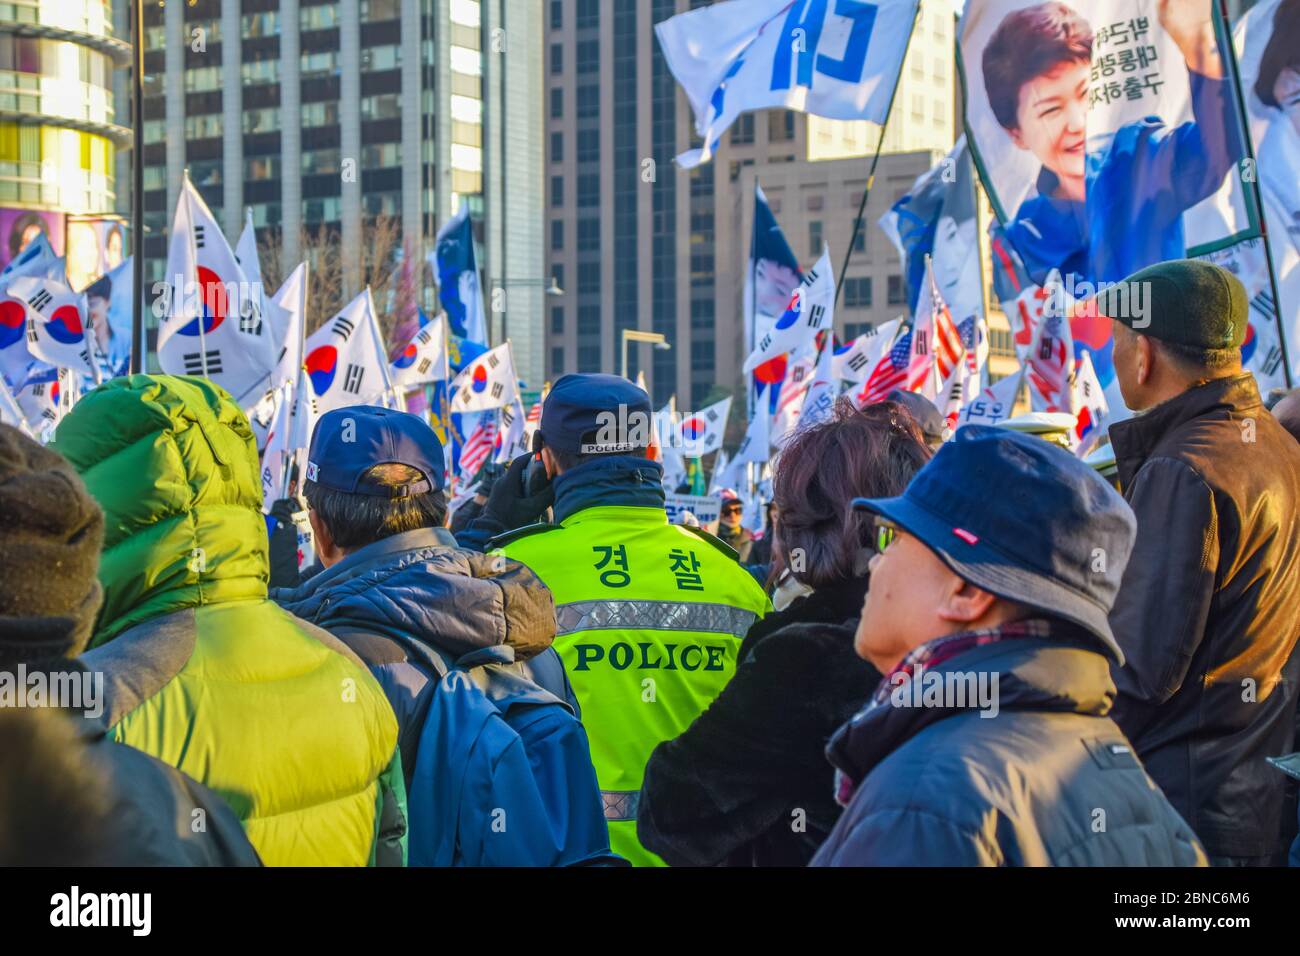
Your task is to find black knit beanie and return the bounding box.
[0,424,104,663]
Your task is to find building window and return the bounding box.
[577,173,600,207]
[576,85,599,119]
[551,306,564,334]
[551,175,564,207]
[809,220,823,257]
[853,226,866,253]
[578,262,601,294]
[888,275,905,306]
[576,40,599,74]
[576,0,600,30]
[691,339,715,372]
[550,43,563,75]
[550,87,563,118]
[550,0,563,31]
[806,194,824,212]
[730,114,755,146]
[551,346,564,375]
[551,219,564,250]
[844,277,873,308]
[577,218,600,251]
[576,129,600,163]
[691,299,715,331]
[578,345,601,372]
[769,110,795,142]
[552,264,565,290]
[551,131,563,163]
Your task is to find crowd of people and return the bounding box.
[1,259,1299,868]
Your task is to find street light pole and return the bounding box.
[620,329,670,381]
[130,0,145,374]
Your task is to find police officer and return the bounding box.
[460,374,771,865]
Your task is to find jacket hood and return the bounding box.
[51,375,268,647]
[272,527,557,662]
[826,632,1114,788]
[552,456,665,523]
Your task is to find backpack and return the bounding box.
[404,642,620,867]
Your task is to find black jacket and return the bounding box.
[1108,374,1300,859]
[811,631,1207,866]
[637,576,878,866]
[0,661,260,867]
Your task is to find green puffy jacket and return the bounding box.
[54,375,405,867]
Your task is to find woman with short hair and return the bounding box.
[637,399,932,866]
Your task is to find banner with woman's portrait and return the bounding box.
[959,0,1259,294]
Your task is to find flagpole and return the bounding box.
[183,172,211,380]
[833,1,922,310]
[1218,0,1293,387]
[365,287,398,408]
[130,0,144,375]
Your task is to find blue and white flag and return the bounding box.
[879,136,983,328]
[743,244,835,374]
[746,183,803,413]
[430,202,487,346]
[655,0,920,168]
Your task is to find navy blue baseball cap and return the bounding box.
[540,373,653,454]
[852,426,1136,662]
[306,406,445,497]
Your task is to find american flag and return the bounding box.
[857,330,915,406]
[933,299,965,387]
[459,415,498,479]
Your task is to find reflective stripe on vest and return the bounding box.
[556,600,759,639]
[602,790,641,822]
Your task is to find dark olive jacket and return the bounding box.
[1109,373,1300,859]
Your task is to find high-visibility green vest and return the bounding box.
[497,505,771,866]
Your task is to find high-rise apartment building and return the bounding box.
[544,0,958,407]
[0,0,130,288]
[137,0,546,386]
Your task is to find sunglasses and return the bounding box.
[722,506,743,515]
[873,517,901,554]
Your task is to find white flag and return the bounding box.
[655,400,686,489]
[15,366,78,440]
[0,373,31,435]
[743,244,835,374]
[732,398,772,466]
[707,449,732,496]
[679,396,732,457]
[958,371,1023,429]
[260,379,295,511]
[800,335,838,429]
[157,177,275,403]
[771,352,815,450]
[833,318,902,384]
[391,315,448,390]
[449,342,517,413]
[302,289,389,415]
[1070,350,1110,458]
[1026,272,1075,415]
[7,276,95,376]
[494,398,532,463]
[0,232,65,286]
[655,0,919,168]
[268,261,307,392]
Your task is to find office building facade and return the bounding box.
[544,0,958,408]
[0,0,129,287]
[137,0,546,386]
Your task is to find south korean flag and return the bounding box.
[449,342,518,413]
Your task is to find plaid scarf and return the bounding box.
[833,619,1051,807]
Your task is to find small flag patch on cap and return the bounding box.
[953,528,979,545]
[306,461,320,482]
